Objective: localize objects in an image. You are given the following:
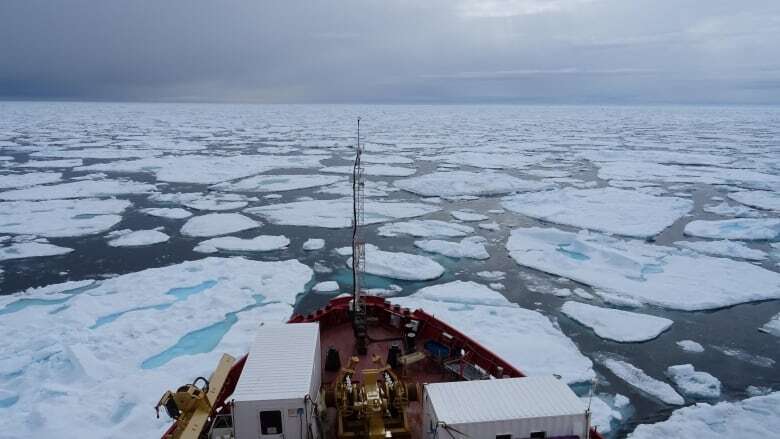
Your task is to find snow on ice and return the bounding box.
[414,236,490,259]
[141,207,193,219]
[378,220,473,238]
[107,229,170,247]
[180,213,260,237]
[675,240,766,261]
[395,171,550,197]
[684,218,780,240]
[194,235,290,253]
[345,244,445,281]
[599,357,685,405]
[413,281,512,307]
[502,187,692,238]
[507,227,780,311]
[666,364,721,399]
[561,302,672,342]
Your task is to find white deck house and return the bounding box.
[232,323,321,439]
[422,376,589,439]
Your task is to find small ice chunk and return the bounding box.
[193,235,289,253]
[600,357,684,405]
[676,240,766,261]
[759,312,780,337]
[584,394,631,434]
[562,302,672,342]
[729,190,780,211]
[746,386,773,397]
[677,340,705,353]
[414,281,512,307]
[0,241,73,261]
[378,220,473,238]
[573,288,594,300]
[702,201,761,218]
[107,230,170,247]
[684,218,780,240]
[503,187,693,238]
[554,288,573,297]
[141,207,193,219]
[302,238,325,251]
[666,364,721,399]
[414,236,490,259]
[596,291,643,308]
[450,210,489,222]
[180,213,259,237]
[628,392,780,439]
[476,270,505,281]
[312,281,340,293]
[365,284,403,297]
[479,222,500,231]
[346,244,444,281]
[489,282,505,290]
[396,170,550,197]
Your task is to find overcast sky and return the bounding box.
[1,0,779,104]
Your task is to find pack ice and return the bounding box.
[414,236,490,259]
[0,198,131,237]
[561,302,672,342]
[395,171,550,197]
[180,213,260,237]
[507,227,780,311]
[0,257,313,439]
[502,187,692,238]
[344,244,445,281]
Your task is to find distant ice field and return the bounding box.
[1,102,779,439]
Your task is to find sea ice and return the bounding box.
[584,394,631,435]
[395,171,550,197]
[561,302,672,342]
[666,364,721,399]
[318,180,399,197]
[628,392,780,439]
[702,201,761,218]
[450,210,489,222]
[0,241,73,261]
[193,235,290,253]
[507,227,780,310]
[345,244,445,281]
[502,187,692,238]
[684,218,780,240]
[302,238,325,250]
[414,236,490,259]
[0,179,156,201]
[476,270,505,281]
[413,281,512,307]
[596,161,780,191]
[312,281,340,293]
[107,229,170,247]
[0,171,61,189]
[728,190,780,211]
[479,222,500,231]
[0,198,130,237]
[211,174,344,193]
[378,220,473,238]
[141,207,193,219]
[712,345,776,368]
[180,213,260,237]
[675,240,766,261]
[759,312,780,337]
[676,340,705,353]
[320,164,416,177]
[436,151,546,170]
[246,198,439,228]
[392,295,595,384]
[32,147,161,160]
[600,357,684,405]
[16,159,84,168]
[150,192,251,212]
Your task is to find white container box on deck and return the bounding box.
[232,323,321,439]
[423,376,589,439]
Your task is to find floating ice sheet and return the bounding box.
[302,238,325,250]
[412,280,511,307]
[211,174,344,193]
[321,164,416,177]
[194,235,289,253]
[759,312,780,337]
[378,220,473,238]
[561,302,672,342]
[180,213,260,237]
[395,171,550,197]
[675,240,766,261]
[247,198,439,228]
[0,198,131,237]
[684,218,780,240]
[0,172,62,189]
[140,207,193,219]
[728,190,780,211]
[450,210,489,222]
[600,357,684,405]
[345,244,445,281]
[676,340,705,353]
[0,179,156,201]
[666,364,721,399]
[414,236,490,259]
[0,241,73,261]
[107,229,170,247]
[502,187,692,238]
[507,227,780,311]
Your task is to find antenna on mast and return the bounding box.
[352,117,368,355]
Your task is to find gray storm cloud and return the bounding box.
[1,0,779,103]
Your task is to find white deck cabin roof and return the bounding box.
[232,322,320,402]
[425,376,586,424]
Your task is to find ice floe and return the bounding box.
[675,240,766,261]
[344,244,445,281]
[561,302,672,342]
[502,187,692,238]
[395,171,550,197]
[666,364,721,399]
[712,345,775,368]
[150,192,252,212]
[0,198,130,237]
[596,161,780,191]
[476,270,505,281]
[728,190,780,211]
[246,198,439,228]
[599,357,684,405]
[759,312,780,337]
[628,392,780,439]
[211,174,344,193]
[312,281,340,293]
[180,213,260,237]
[0,257,311,439]
[0,240,73,261]
[377,220,473,238]
[0,179,156,201]
[507,227,780,310]
[0,171,62,189]
[676,340,705,353]
[585,394,631,435]
[414,236,490,259]
[479,222,500,231]
[302,238,325,251]
[684,218,780,240]
[413,281,511,307]
[107,229,170,247]
[141,207,193,219]
[318,180,398,197]
[321,164,415,177]
[193,235,289,253]
[702,201,761,218]
[450,210,489,222]
[17,159,84,168]
[32,147,162,160]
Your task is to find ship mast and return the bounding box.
[352,117,368,355]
